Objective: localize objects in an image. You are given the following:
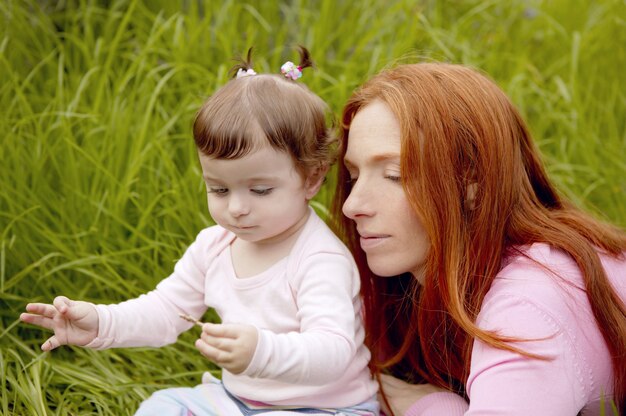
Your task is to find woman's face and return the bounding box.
[342,100,430,281]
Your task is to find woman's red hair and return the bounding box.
[332,63,626,412]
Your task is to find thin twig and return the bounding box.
[178,313,204,327]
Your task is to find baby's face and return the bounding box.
[198,145,312,245]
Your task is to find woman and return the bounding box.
[332,63,626,415]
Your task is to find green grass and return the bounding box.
[1,0,624,414]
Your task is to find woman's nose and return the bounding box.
[342,179,371,219]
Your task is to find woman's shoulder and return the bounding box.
[481,244,578,327]
[474,243,624,406]
[492,243,582,293]
[495,243,626,296]
[481,242,626,330]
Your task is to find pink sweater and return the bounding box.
[86,209,377,407]
[408,243,626,415]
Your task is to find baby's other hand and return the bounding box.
[195,323,258,374]
[20,296,99,351]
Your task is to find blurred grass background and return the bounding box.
[1,0,625,414]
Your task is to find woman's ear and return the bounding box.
[466,182,478,210]
[304,164,329,200]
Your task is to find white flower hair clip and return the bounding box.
[236,68,257,78]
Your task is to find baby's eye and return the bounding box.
[208,187,229,195]
[251,187,273,196]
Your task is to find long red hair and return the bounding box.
[332,63,626,411]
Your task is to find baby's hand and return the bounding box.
[20,296,99,351]
[195,323,258,374]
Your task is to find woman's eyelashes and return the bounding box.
[384,174,401,183]
[346,173,401,188]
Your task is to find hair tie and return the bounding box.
[236,68,257,79]
[281,61,303,80]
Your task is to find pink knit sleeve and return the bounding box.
[85,227,220,349]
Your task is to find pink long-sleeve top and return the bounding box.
[86,209,378,407]
[408,243,626,415]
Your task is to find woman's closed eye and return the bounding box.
[384,174,401,183]
[384,168,402,183]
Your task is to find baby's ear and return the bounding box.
[304,164,329,200]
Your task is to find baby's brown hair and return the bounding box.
[193,47,336,176]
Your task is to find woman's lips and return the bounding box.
[359,233,390,250]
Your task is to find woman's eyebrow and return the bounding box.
[344,152,400,167]
[370,152,400,163]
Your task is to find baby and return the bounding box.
[21,47,379,415]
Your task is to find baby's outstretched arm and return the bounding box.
[20,296,98,351]
[195,323,258,374]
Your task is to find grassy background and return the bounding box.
[2,0,625,414]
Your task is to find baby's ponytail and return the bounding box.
[229,47,256,79]
[296,45,314,71]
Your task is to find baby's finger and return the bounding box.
[41,335,63,352]
[53,296,72,315]
[20,313,54,330]
[195,339,229,365]
[201,332,232,352]
[25,303,57,318]
[201,323,238,338]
